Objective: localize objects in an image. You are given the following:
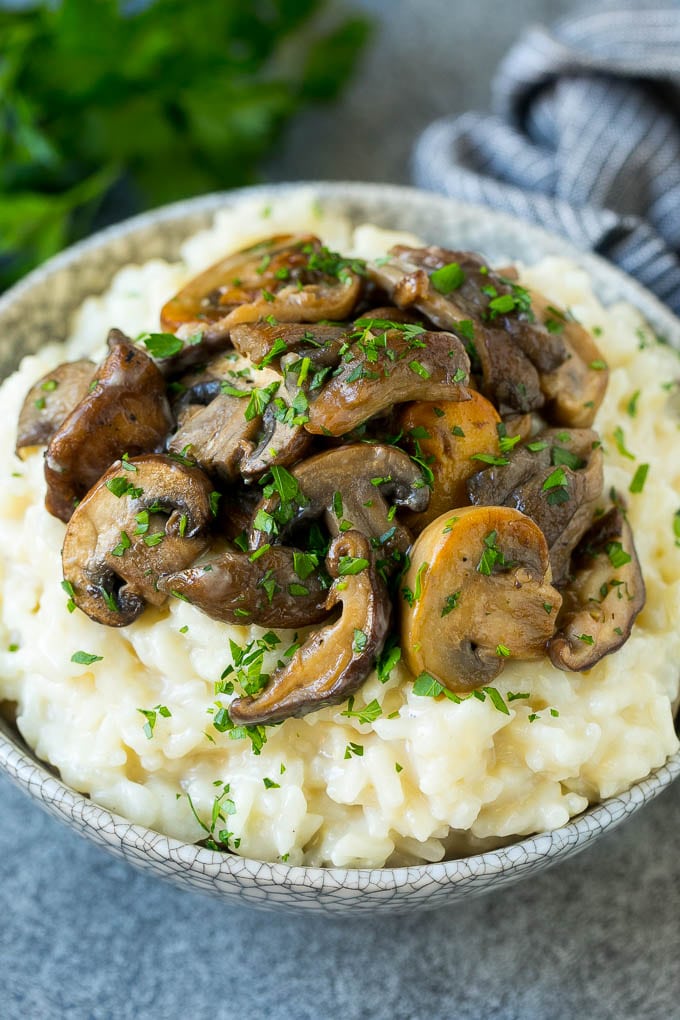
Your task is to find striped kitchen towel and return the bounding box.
[413,5,680,312]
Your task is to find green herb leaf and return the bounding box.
[430,262,465,294]
[629,463,649,494]
[71,650,102,665]
[139,333,184,359]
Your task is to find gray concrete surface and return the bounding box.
[2,2,679,1018]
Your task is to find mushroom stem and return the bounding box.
[229,532,390,724]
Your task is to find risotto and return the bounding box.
[1,194,678,869]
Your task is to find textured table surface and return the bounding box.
[3,2,680,1018]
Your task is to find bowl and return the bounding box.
[1,182,679,915]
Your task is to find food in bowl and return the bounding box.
[1,195,678,869]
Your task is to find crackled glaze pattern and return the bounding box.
[1,183,679,915]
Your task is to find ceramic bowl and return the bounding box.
[1,182,678,915]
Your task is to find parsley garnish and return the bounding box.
[629,463,649,494]
[139,332,185,359]
[71,650,103,665]
[344,741,364,758]
[138,704,171,739]
[542,467,570,505]
[613,426,635,460]
[341,696,382,724]
[605,541,632,568]
[441,591,461,616]
[430,262,465,294]
[337,555,369,576]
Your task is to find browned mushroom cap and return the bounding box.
[304,325,470,437]
[16,360,95,459]
[398,391,502,532]
[401,506,562,692]
[371,246,568,369]
[160,234,364,344]
[548,506,645,671]
[229,531,390,724]
[467,428,604,584]
[157,543,329,628]
[368,247,571,416]
[230,321,348,366]
[44,330,173,522]
[249,444,430,563]
[62,455,214,627]
[530,291,609,427]
[168,390,261,483]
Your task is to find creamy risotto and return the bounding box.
[1,194,679,868]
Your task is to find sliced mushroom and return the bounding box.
[368,247,575,416]
[530,291,609,427]
[304,326,470,437]
[548,507,645,671]
[168,390,261,483]
[160,234,363,345]
[62,455,214,626]
[230,321,348,366]
[398,391,502,532]
[44,330,173,522]
[239,381,313,479]
[170,351,249,411]
[229,531,390,724]
[16,360,95,459]
[250,444,430,564]
[158,543,329,628]
[401,506,562,691]
[370,246,568,371]
[467,428,604,584]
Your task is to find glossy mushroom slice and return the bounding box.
[160,234,364,346]
[229,531,390,724]
[304,325,471,436]
[16,360,95,459]
[62,455,214,627]
[369,247,570,416]
[168,390,261,483]
[158,544,329,628]
[239,387,313,479]
[467,428,604,584]
[249,444,430,565]
[44,330,173,522]
[230,321,348,367]
[398,391,502,532]
[548,507,645,671]
[530,291,609,427]
[401,506,562,692]
[370,246,568,371]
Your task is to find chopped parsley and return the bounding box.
[138,704,171,739]
[106,476,143,499]
[613,426,635,460]
[626,390,641,418]
[71,650,103,665]
[441,591,461,617]
[430,261,465,294]
[629,463,649,494]
[376,637,401,683]
[344,741,364,759]
[139,332,185,359]
[477,530,508,575]
[336,555,369,576]
[542,467,570,506]
[605,541,632,568]
[341,696,382,724]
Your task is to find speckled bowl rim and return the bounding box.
[1,181,679,911]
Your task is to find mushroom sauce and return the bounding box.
[1,195,678,868]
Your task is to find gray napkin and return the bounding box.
[413,5,680,312]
